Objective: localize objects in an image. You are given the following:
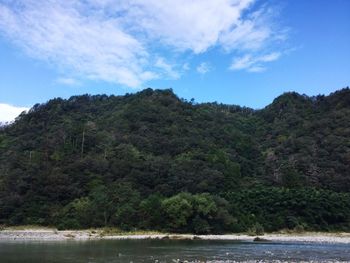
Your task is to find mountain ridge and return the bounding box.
[0,87,349,232]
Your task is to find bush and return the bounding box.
[192,216,211,234]
[247,223,264,236]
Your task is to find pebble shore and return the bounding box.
[1,229,350,243]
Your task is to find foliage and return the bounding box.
[225,187,350,232]
[0,87,349,232]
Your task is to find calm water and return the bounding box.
[0,239,350,262]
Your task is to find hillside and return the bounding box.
[0,88,349,233]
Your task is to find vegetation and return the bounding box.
[0,87,349,233]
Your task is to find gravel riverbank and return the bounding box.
[1,229,350,243]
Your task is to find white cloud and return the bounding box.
[259,52,282,62]
[0,103,29,123]
[182,63,190,71]
[0,0,288,87]
[0,0,154,88]
[154,57,180,80]
[110,0,254,54]
[248,66,265,73]
[56,77,81,86]
[196,62,211,75]
[230,52,281,72]
[220,6,287,52]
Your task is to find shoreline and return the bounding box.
[1,229,350,243]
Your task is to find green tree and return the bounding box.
[162,193,193,232]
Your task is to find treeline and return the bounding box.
[57,184,234,233]
[0,87,349,232]
[56,186,350,233]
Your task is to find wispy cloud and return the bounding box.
[0,103,29,123]
[196,62,211,75]
[182,63,190,71]
[111,0,254,54]
[0,0,288,87]
[220,6,287,52]
[56,77,81,86]
[230,52,281,72]
[0,0,153,88]
[154,57,180,80]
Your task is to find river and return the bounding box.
[0,239,349,262]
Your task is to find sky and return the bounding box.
[0,0,349,122]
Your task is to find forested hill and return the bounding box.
[0,87,350,233]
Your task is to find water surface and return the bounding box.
[0,239,349,262]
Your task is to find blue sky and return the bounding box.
[0,0,349,122]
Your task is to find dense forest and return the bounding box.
[0,88,349,233]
